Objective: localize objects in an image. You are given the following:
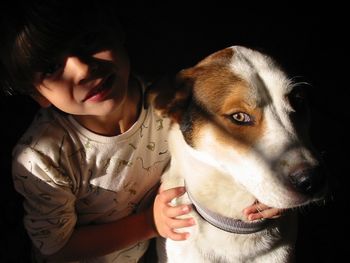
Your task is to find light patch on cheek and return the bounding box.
[255,110,290,161]
[195,124,251,159]
[194,124,266,189]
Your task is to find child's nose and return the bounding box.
[65,56,90,84]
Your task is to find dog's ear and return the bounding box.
[146,69,195,123]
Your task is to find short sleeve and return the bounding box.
[12,146,77,255]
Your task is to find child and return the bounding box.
[0,0,283,262]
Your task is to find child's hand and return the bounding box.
[153,186,195,241]
[243,201,285,221]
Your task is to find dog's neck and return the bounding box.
[167,124,256,220]
[185,183,273,234]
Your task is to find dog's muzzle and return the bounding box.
[288,165,326,195]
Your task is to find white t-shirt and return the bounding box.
[12,85,171,262]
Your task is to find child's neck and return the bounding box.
[73,77,142,136]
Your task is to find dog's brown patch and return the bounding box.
[196,47,235,67]
[184,49,266,153]
[148,46,266,152]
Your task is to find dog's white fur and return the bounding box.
[149,46,325,263]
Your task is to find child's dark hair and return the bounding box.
[0,0,122,96]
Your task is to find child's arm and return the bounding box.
[45,209,157,260]
[46,186,193,261]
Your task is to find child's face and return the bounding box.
[33,32,130,118]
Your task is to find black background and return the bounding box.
[1,6,348,262]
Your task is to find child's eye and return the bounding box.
[42,62,63,78]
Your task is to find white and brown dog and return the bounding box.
[148,46,326,263]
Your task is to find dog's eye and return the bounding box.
[288,88,308,112]
[230,112,253,125]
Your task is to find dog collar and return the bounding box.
[186,186,273,234]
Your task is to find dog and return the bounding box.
[147,45,326,262]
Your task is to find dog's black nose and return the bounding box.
[288,166,325,195]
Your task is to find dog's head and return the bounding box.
[148,46,327,209]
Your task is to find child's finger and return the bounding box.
[242,202,270,216]
[157,186,186,204]
[167,231,190,241]
[164,218,195,241]
[168,217,195,229]
[165,205,192,218]
[247,208,284,221]
[243,201,285,221]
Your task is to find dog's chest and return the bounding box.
[163,214,296,263]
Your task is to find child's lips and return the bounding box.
[83,74,114,102]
